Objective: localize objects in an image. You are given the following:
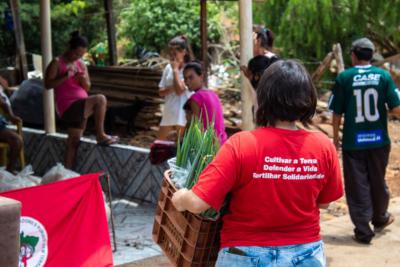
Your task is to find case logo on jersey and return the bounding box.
[353,73,381,86]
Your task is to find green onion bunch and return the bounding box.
[172,117,221,219]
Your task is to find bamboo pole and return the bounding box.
[40,0,56,133]
[239,0,254,130]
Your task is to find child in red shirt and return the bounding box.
[172,60,343,266]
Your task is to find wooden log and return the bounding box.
[239,0,255,130]
[372,53,400,66]
[312,52,334,83]
[200,0,208,86]
[41,0,56,134]
[104,0,117,65]
[10,0,28,80]
[332,43,345,73]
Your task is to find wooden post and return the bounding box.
[9,0,28,80]
[239,0,254,130]
[200,0,208,86]
[311,52,334,83]
[104,0,117,66]
[40,0,56,133]
[333,43,344,73]
[373,53,400,66]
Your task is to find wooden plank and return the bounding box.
[90,84,159,97]
[87,66,163,105]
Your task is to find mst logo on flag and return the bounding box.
[1,173,113,267]
[19,217,48,267]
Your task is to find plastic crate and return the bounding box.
[152,171,222,267]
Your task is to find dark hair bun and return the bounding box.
[68,31,88,50]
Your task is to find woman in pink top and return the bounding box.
[45,31,118,169]
[183,62,227,144]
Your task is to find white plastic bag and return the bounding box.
[41,163,80,185]
[167,157,189,189]
[0,165,37,192]
[0,170,18,192]
[17,165,41,185]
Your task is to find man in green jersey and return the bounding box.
[329,37,400,244]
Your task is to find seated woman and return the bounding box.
[172,60,343,266]
[0,76,22,172]
[44,31,118,169]
[183,62,227,144]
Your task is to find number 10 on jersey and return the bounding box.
[354,88,380,123]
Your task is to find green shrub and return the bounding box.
[119,0,222,57]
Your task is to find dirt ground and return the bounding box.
[119,198,400,267]
[386,120,400,197]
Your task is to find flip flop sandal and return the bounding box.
[97,136,119,146]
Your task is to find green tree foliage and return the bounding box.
[50,0,107,56]
[0,3,17,66]
[354,0,400,56]
[0,0,106,66]
[255,0,400,61]
[119,0,222,57]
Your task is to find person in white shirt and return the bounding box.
[158,36,194,140]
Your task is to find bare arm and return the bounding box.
[183,100,200,132]
[171,68,186,96]
[44,59,68,89]
[318,203,330,209]
[158,75,185,97]
[332,113,342,149]
[170,60,186,96]
[0,97,21,123]
[171,188,210,214]
[159,86,175,97]
[189,100,201,120]
[240,65,252,80]
[390,106,400,117]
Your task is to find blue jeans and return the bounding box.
[216,240,325,267]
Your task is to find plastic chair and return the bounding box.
[0,121,25,169]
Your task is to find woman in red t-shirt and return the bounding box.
[172,60,343,266]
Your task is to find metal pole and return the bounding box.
[40,0,56,133]
[200,0,208,86]
[239,0,254,130]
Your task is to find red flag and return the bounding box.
[1,173,113,267]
